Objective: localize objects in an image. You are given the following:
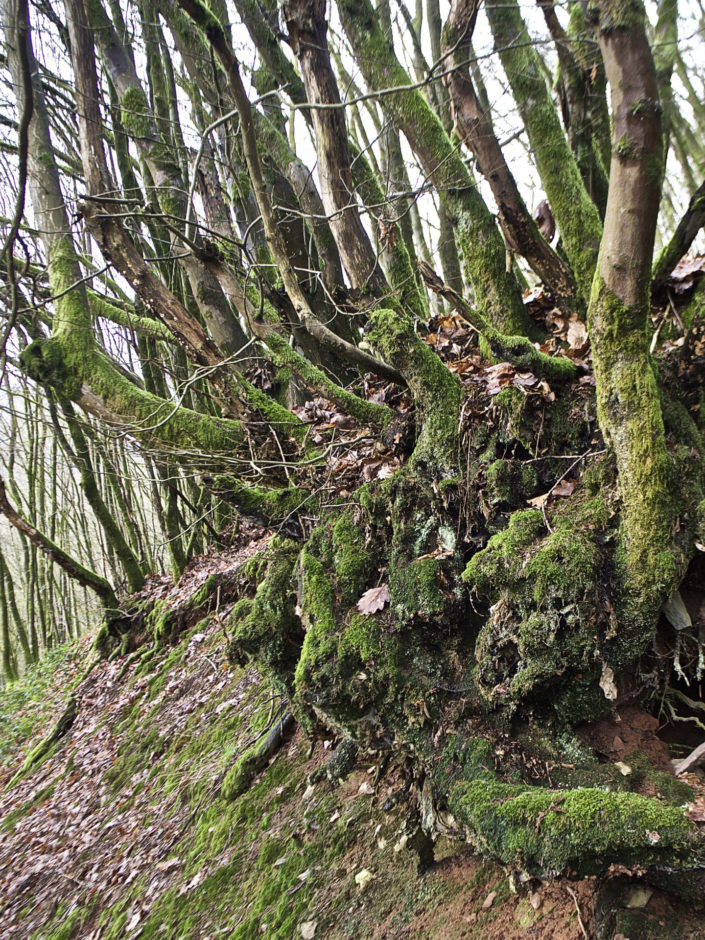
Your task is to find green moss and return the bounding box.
[486,459,538,507]
[390,557,446,621]
[20,338,80,401]
[229,539,303,696]
[209,478,309,521]
[628,96,661,118]
[147,599,179,645]
[368,307,461,467]
[586,0,646,34]
[222,738,273,800]
[464,494,619,716]
[626,751,695,806]
[583,454,615,495]
[493,387,529,443]
[331,514,375,606]
[449,774,697,876]
[38,904,88,939]
[2,780,58,833]
[21,336,242,455]
[463,510,544,594]
[189,574,220,611]
[614,132,640,160]
[589,276,696,648]
[120,85,152,139]
[261,327,392,428]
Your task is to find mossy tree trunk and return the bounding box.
[587,0,695,642]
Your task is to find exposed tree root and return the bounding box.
[10,695,80,786]
[221,711,295,800]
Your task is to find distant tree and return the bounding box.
[2,0,705,881]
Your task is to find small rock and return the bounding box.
[625,886,653,908]
[482,890,497,910]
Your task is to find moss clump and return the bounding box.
[586,0,647,35]
[208,478,309,521]
[222,730,285,801]
[367,307,462,467]
[189,574,220,611]
[614,132,640,160]
[20,338,81,401]
[390,557,446,622]
[147,599,181,645]
[229,539,303,697]
[331,514,375,606]
[486,459,538,507]
[626,751,695,806]
[583,453,616,495]
[463,510,544,595]
[449,775,696,876]
[464,496,616,716]
[120,85,152,139]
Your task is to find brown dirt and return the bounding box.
[578,705,673,770]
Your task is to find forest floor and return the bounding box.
[0,540,704,939]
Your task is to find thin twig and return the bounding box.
[564,885,589,940]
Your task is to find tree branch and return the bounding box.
[0,476,119,611]
[652,179,705,291]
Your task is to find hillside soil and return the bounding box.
[1,544,704,939]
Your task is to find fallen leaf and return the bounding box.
[356,584,390,615]
[355,869,374,890]
[567,318,589,349]
[527,493,549,509]
[685,799,705,822]
[552,479,576,498]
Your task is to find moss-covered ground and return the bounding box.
[0,609,702,938]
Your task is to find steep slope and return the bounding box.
[0,549,703,939]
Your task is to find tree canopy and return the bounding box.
[2,0,705,887]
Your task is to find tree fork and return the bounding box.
[443,0,577,312]
[337,0,535,339]
[175,0,406,389]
